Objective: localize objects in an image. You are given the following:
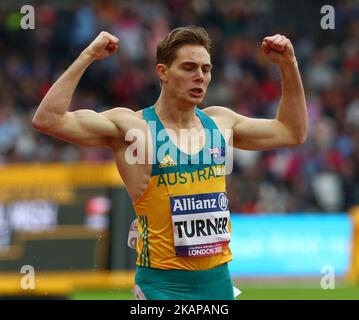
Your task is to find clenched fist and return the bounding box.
[262,34,296,65]
[83,31,119,61]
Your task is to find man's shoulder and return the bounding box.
[202,106,233,118]
[105,106,145,120]
[202,106,242,129]
[103,107,148,134]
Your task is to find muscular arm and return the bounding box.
[275,59,307,144]
[32,32,133,147]
[205,34,307,150]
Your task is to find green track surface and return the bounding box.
[71,283,359,300]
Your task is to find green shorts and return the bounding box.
[134,263,235,300]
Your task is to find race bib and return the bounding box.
[170,192,231,257]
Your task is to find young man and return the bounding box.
[32,26,307,300]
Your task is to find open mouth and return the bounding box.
[189,88,204,97]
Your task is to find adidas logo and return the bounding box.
[159,154,177,168]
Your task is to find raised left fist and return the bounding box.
[262,34,296,65]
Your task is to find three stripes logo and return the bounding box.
[159,154,177,168]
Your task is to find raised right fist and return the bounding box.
[83,31,119,60]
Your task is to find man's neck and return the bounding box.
[154,94,198,129]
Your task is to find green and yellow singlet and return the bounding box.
[133,105,232,270]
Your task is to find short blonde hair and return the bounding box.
[156,25,212,66]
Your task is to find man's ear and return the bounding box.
[156,64,168,83]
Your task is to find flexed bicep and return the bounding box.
[33,106,143,147]
[31,31,124,147]
[204,106,301,151]
[233,116,297,150]
[47,109,122,147]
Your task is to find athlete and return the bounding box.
[32,26,307,300]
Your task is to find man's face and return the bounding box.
[160,44,212,106]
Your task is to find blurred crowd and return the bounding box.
[0,0,358,213]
